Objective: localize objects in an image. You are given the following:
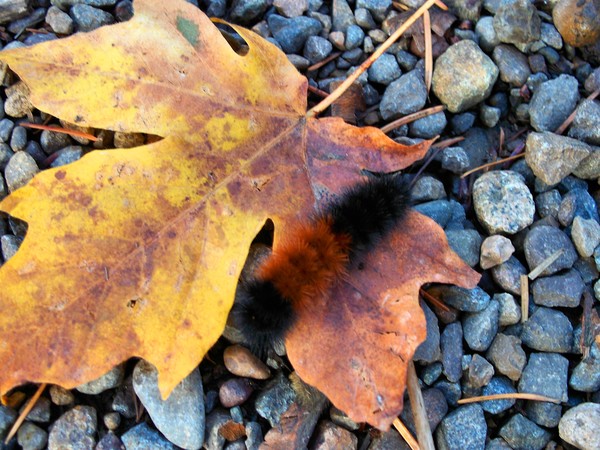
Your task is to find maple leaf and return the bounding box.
[0,0,479,429]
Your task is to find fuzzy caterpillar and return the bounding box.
[233,174,411,356]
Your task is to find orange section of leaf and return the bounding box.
[286,212,479,430]
[0,0,436,400]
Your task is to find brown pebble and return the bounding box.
[553,0,600,47]
[223,345,271,380]
[219,378,254,408]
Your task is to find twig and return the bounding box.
[393,417,420,450]
[4,383,47,444]
[460,154,524,179]
[407,361,435,450]
[20,122,98,142]
[307,84,329,98]
[458,392,561,405]
[520,274,529,323]
[528,249,563,281]
[420,288,450,312]
[381,105,445,134]
[307,0,444,117]
[423,10,432,94]
[307,52,342,72]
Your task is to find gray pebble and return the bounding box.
[344,24,364,50]
[380,69,427,120]
[287,54,310,70]
[573,146,600,180]
[255,372,295,427]
[53,0,117,7]
[329,406,359,431]
[465,354,495,389]
[76,364,124,394]
[1,234,22,261]
[492,44,531,86]
[367,53,401,85]
[120,422,174,450]
[50,146,83,167]
[535,189,562,219]
[473,171,534,234]
[133,360,204,449]
[495,293,521,326]
[519,352,569,402]
[46,6,74,34]
[574,256,599,284]
[5,151,39,192]
[559,403,600,450]
[9,126,27,152]
[205,0,226,18]
[48,405,97,450]
[529,75,579,132]
[49,385,75,406]
[428,285,491,312]
[479,104,501,128]
[446,229,482,267]
[355,8,376,29]
[96,432,124,450]
[274,0,307,17]
[481,377,515,414]
[4,82,34,118]
[480,235,514,269]
[25,141,46,167]
[229,0,270,24]
[70,4,114,32]
[569,344,600,392]
[17,422,48,450]
[7,7,46,34]
[440,322,463,383]
[204,409,230,450]
[432,40,498,113]
[409,111,447,139]
[486,333,527,381]
[475,16,500,52]
[303,36,332,64]
[524,225,578,275]
[441,147,470,174]
[269,15,322,54]
[245,421,263,450]
[331,0,355,32]
[435,404,487,450]
[463,299,499,351]
[498,413,551,450]
[103,412,120,431]
[414,302,441,363]
[569,99,600,145]
[413,199,452,227]
[401,388,448,436]
[422,362,443,385]
[521,307,573,352]
[22,397,51,423]
[559,188,600,226]
[40,130,72,154]
[311,421,358,449]
[0,405,16,440]
[410,176,446,202]
[525,132,592,185]
[356,0,391,22]
[395,50,417,72]
[531,269,584,307]
[571,216,600,257]
[525,400,562,428]
[486,438,512,449]
[0,119,15,143]
[492,0,540,45]
[433,380,462,407]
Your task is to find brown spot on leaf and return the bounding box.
[55,170,66,180]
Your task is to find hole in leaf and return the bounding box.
[214,23,249,56]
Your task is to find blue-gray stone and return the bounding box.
[491,256,528,295]
[230,0,270,24]
[559,188,600,226]
[367,53,401,85]
[521,307,573,352]
[422,362,443,385]
[409,111,447,139]
[569,344,600,392]
[525,401,562,428]
[498,413,551,450]
[255,372,296,427]
[523,225,578,276]
[519,352,569,402]
[430,286,491,312]
[414,302,441,363]
[268,15,322,54]
[413,199,452,228]
[531,269,584,307]
[9,126,26,152]
[529,75,579,132]
[70,4,115,32]
[482,377,516,414]
[446,229,482,267]
[435,404,487,450]
[121,423,174,450]
[344,24,364,50]
[441,322,463,383]
[0,119,15,143]
[303,36,333,64]
[356,0,392,22]
[463,299,499,351]
[380,70,427,120]
[433,380,461,407]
